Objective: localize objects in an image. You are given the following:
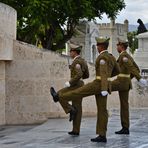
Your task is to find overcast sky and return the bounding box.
[97,0,148,25]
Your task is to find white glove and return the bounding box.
[139,78,147,86]
[101,91,108,96]
[64,81,70,88]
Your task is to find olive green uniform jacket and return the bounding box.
[58,56,86,133]
[111,51,141,128]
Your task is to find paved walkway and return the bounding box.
[0,109,148,148]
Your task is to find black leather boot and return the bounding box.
[50,87,59,102]
[91,135,107,143]
[115,128,129,135]
[68,131,79,136]
[69,107,77,122]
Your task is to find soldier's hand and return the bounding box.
[64,81,70,87]
[139,78,147,86]
[101,91,108,96]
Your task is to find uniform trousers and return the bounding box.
[59,80,108,136]
[58,80,84,133]
[111,77,131,129]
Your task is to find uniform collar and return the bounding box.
[99,50,108,55]
[117,50,127,61]
[73,55,80,61]
[120,50,126,55]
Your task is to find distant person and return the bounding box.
[137,19,147,34]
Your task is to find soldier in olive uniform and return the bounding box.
[111,39,147,134]
[51,37,120,142]
[51,43,88,136]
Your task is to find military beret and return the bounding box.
[96,37,110,47]
[117,38,128,46]
[95,37,110,45]
[69,43,82,51]
[96,37,110,46]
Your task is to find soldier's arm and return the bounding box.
[111,56,120,77]
[113,62,120,76]
[69,63,83,86]
[122,56,141,80]
[99,58,108,91]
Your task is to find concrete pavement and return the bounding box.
[0,109,148,148]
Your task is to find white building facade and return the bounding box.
[69,21,99,63]
[133,32,148,76]
[69,19,128,64]
[98,19,129,58]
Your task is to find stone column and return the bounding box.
[0,2,16,125]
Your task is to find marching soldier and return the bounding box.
[111,39,147,134]
[51,43,89,136]
[50,37,120,142]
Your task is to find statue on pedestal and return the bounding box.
[137,19,147,34]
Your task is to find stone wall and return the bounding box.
[3,41,95,124]
[0,2,16,125]
[5,41,69,124]
[0,61,5,125]
[4,40,99,124]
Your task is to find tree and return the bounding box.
[1,0,125,51]
[127,31,138,54]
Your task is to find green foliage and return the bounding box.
[127,31,138,54]
[1,0,125,51]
